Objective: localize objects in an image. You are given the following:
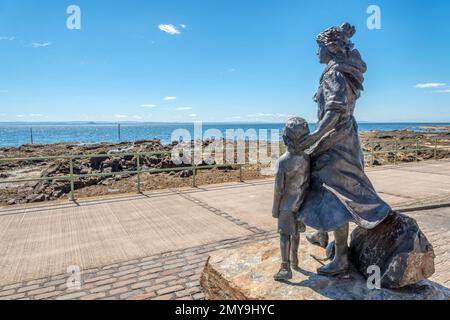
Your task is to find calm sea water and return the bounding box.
[0,122,449,148]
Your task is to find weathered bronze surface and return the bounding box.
[272,23,435,284]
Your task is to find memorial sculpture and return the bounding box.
[200,23,438,299]
[272,23,435,287]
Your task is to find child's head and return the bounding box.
[282,117,310,151]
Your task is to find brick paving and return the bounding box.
[0,206,448,300]
[0,230,278,300]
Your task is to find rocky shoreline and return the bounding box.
[1,129,449,206]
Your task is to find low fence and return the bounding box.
[1,137,449,201]
[363,137,449,165]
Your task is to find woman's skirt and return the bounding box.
[297,120,391,232]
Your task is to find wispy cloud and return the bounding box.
[29,114,43,117]
[415,83,446,89]
[189,114,197,117]
[140,104,157,108]
[246,113,295,121]
[163,96,177,101]
[114,114,144,120]
[31,42,52,48]
[433,89,450,93]
[0,36,15,41]
[158,24,181,35]
[180,24,187,29]
[176,107,192,111]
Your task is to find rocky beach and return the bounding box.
[1,128,449,206]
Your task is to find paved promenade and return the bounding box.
[0,160,449,300]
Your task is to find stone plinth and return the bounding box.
[200,238,450,300]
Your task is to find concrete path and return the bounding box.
[0,160,449,300]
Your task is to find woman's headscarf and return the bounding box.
[317,23,367,94]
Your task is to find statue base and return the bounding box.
[200,238,450,300]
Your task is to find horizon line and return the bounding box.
[1,121,450,125]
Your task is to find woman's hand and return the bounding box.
[296,111,340,152]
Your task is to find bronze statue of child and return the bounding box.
[272,117,310,281]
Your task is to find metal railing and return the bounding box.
[1,137,449,201]
[0,147,265,201]
[363,137,449,166]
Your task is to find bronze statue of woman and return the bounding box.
[297,23,392,276]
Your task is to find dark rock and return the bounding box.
[179,170,193,178]
[52,190,64,198]
[33,180,50,194]
[89,156,108,170]
[102,157,123,172]
[350,212,435,289]
[83,177,100,187]
[28,194,46,203]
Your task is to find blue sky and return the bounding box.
[0,0,449,123]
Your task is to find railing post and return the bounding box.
[394,139,398,165]
[69,157,75,201]
[190,146,198,188]
[415,138,419,162]
[370,143,375,167]
[434,138,438,161]
[192,165,197,188]
[136,155,141,194]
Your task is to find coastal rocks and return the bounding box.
[90,156,108,170]
[350,212,435,289]
[102,157,123,173]
[180,169,193,178]
[201,238,450,300]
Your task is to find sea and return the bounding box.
[0,122,449,148]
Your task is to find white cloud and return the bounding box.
[29,114,43,117]
[433,89,450,93]
[158,24,181,35]
[140,104,157,108]
[246,113,295,121]
[189,114,197,117]
[163,96,177,101]
[415,83,447,89]
[180,24,187,29]
[31,42,52,48]
[16,115,24,118]
[114,114,128,119]
[176,107,192,111]
[0,36,15,41]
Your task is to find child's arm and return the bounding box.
[272,160,285,218]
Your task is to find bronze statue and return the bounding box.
[295,22,391,276]
[272,118,309,281]
[270,23,435,289]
